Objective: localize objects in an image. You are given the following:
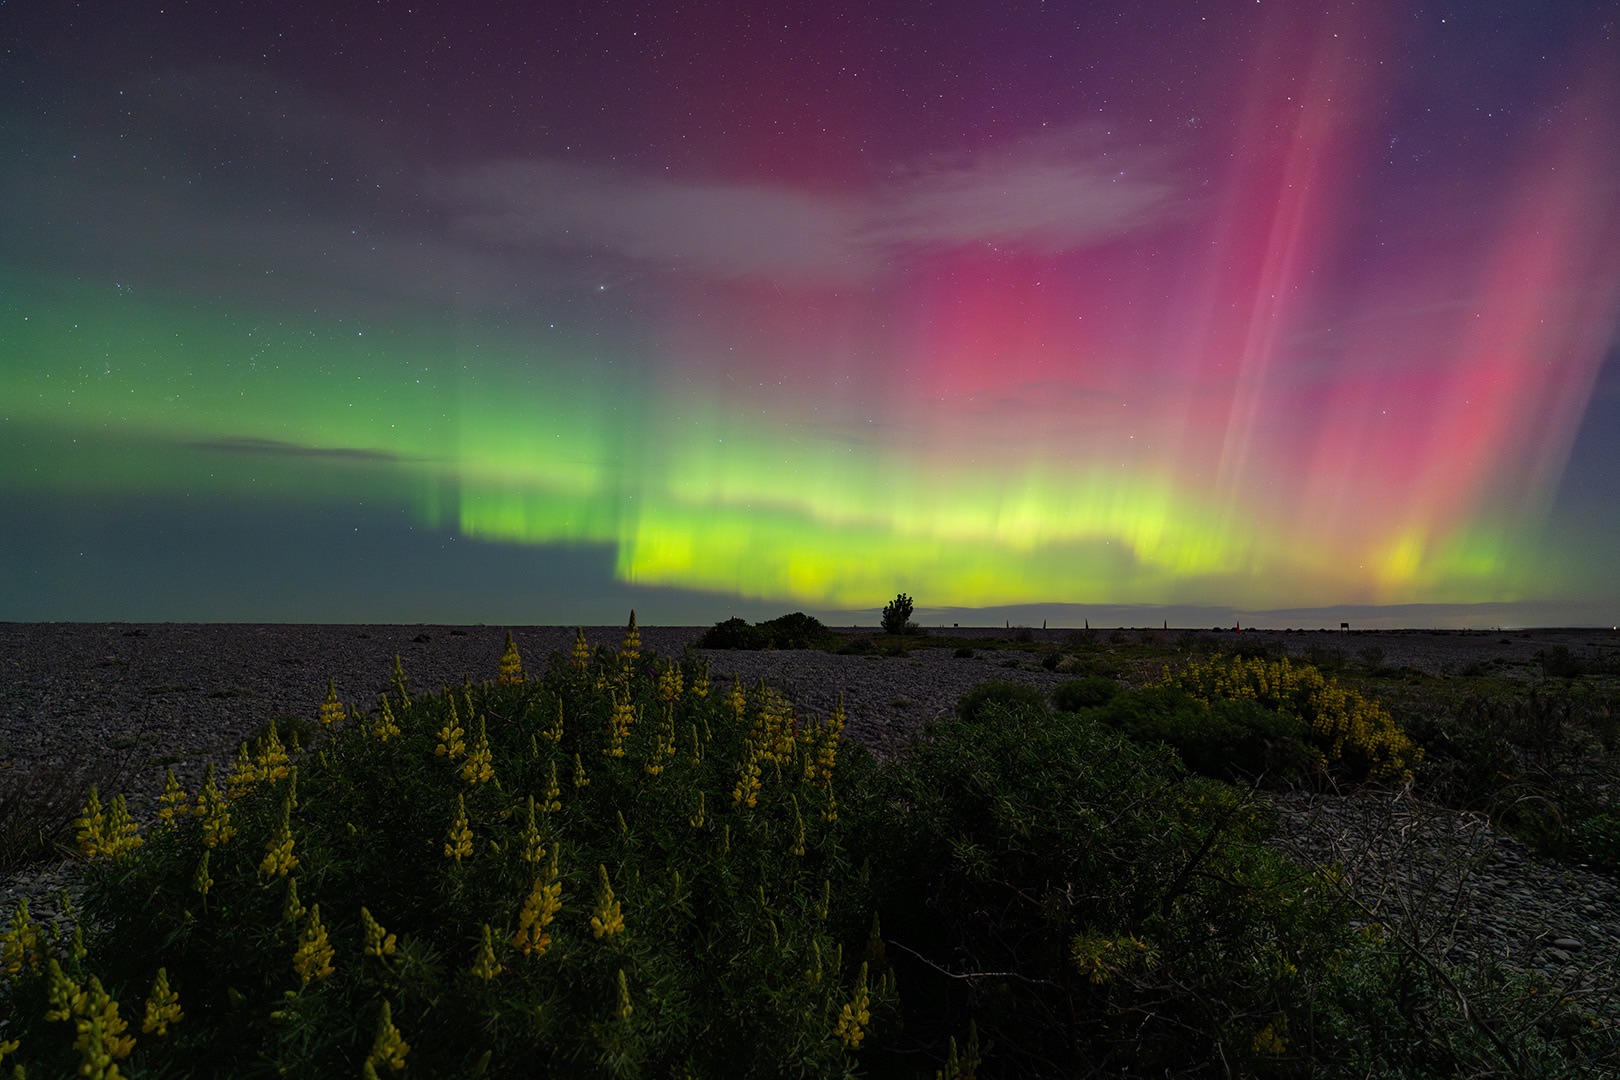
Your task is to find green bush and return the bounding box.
[1091,687,1316,785]
[1050,676,1119,712]
[955,681,1047,725]
[696,612,837,650]
[845,697,1360,1076]
[0,630,877,1078]
[880,594,914,636]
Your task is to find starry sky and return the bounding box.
[3,0,1619,628]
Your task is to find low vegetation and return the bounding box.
[1,620,1616,1076]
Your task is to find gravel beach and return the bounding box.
[4,621,1619,1016]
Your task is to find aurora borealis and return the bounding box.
[3,1,1619,626]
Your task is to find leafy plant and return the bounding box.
[0,621,880,1078]
[880,594,914,636]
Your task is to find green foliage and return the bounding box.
[955,681,1047,725]
[1050,675,1119,712]
[845,696,1364,1076]
[1089,687,1316,785]
[1,639,874,1078]
[1156,655,1424,783]
[880,594,914,636]
[696,612,838,650]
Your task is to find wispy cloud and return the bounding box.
[450,139,1180,284]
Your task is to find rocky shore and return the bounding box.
[3,621,1618,1020]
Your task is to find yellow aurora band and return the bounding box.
[0,273,1556,614]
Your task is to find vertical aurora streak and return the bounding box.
[2,0,1618,623]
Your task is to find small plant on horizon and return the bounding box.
[881,593,914,635]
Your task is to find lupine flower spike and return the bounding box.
[435,694,466,760]
[621,610,641,667]
[361,906,397,958]
[615,968,634,1022]
[194,765,235,847]
[459,717,495,784]
[572,753,590,788]
[156,768,188,828]
[513,841,563,957]
[372,695,402,742]
[293,905,336,983]
[259,788,299,878]
[2,898,41,976]
[542,761,562,813]
[520,796,545,864]
[471,923,504,980]
[590,864,625,938]
[75,786,107,858]
[834,962,872,1048]
[390,655,411,707]
[445,795,474,863]
[570,627,591,670]
[498,631,524,686]
[69,975,137,1077]
[364,999,410,1074]
[141,967,183,1036]
[318,678,344,727]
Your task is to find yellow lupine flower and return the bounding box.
[435,695,466,759]
[689,790,706,829]
[63,975,136,1072]
[513,847,564,957]
[542,761,562,814]
[75,786,107,858]
[520,796,546,864]
[259,790,299,878]
[361,906,397,958]
[318,677,345,727]
[459,717,495,784]
[156,768,188,828]
[732,743,763,809]
[226,741,260,801]
[657,663,683,701]
[445,795,474,863]
[281,875,305,924]
[253,722,291,783]
[1252,1015,1288,1055]
[590,864,625,938]
[833,962,871,1048]
[471,923,503,980]
[83,792,142,860]
[572,753,590,789]
[293,904,335,984]
[194,765,235,847]
[497,630,524,686]
[570,626,592,670]
[688,659,710,699]
[2,897,41,975]
[365,999,410,1073]
[621,610,641,666]
[390,655,411,708]
[604,694,634,758]
[615,968,633,1022]
[141,967,182,1036]
[372,695,402,742]
[543,695,564,744]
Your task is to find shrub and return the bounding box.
[1091,687,1316,784]
[846,698,1364,1076]
[955,681,1047,725]
[1156,655,1423,783]
[0,625,879,1078]
[881,594,914,635]
[1050,676,1120,712]
[696,612,836,651]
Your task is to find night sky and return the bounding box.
[3,1,1619,628]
